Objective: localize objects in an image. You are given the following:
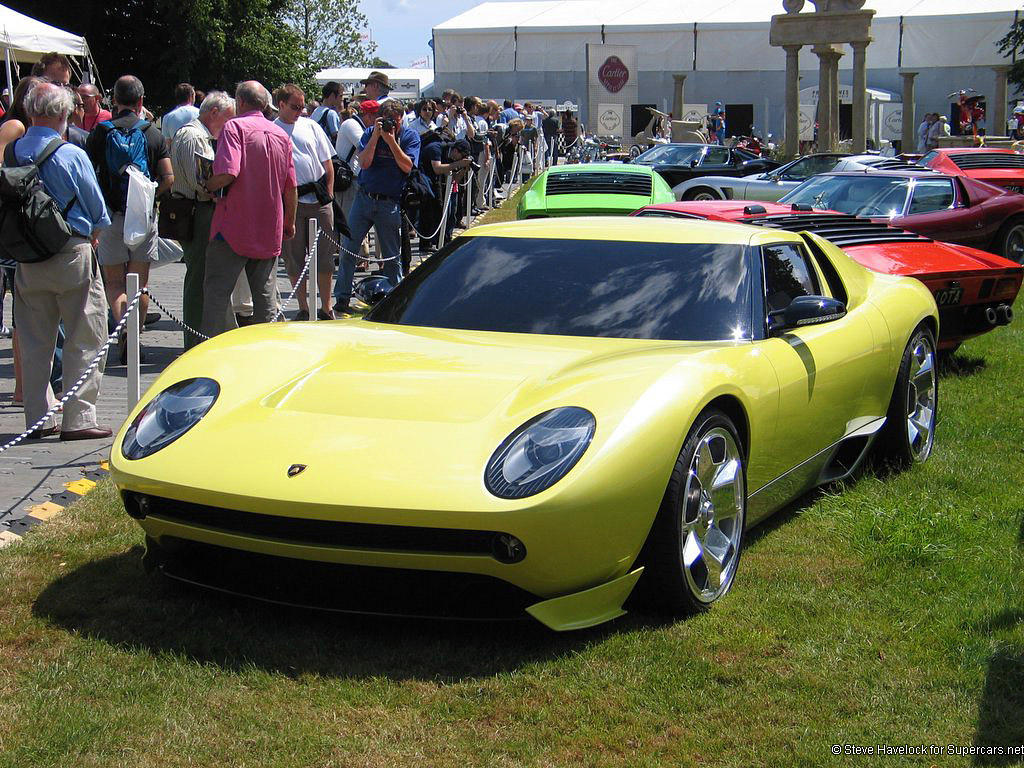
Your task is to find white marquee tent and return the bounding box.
[435,0,1020,74]
[433,1,1022,140]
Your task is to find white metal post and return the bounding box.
[438,173,454,249]
[465,168,474,228]
[126,272,141,407]
[306,217,318,320]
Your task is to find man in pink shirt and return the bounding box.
[202,81,297,337]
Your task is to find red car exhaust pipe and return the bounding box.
[985,307,999,326]
[996,304,1013,325]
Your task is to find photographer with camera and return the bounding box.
[437,92,476,143]
[332,101,419,315]
[417,136,475,254]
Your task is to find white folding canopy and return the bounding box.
[0,4,94,95]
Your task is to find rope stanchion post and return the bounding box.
[126,272,141,407]
[438,173,454,250]
[306,217,318,321]
[465,169,474,229]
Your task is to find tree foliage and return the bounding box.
[6,0,311,112]
[281,0,377,75]
[998,18,1024,95]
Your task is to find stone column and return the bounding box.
[813,45,843,152]
[672,74,686,121]
[784,44,802,158]
[851,40,869,153]
[993,65,1011,137]
[813,45,833,151]
[900,70,918,153]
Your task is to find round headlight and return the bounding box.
[121,377,220,460]
[484,407,595,499]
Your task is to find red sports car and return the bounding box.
[919,148,1024,194]
[776,170,1024,263]
[634,200,1022,352]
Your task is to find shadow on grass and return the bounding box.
[939,352,987,379]
[31,547,668,683]
[972,609,1024,765]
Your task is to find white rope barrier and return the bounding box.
[0,287,145,454]
[144,291,209,343]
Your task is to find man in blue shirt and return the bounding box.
[12,82,113,441]
[161,83,200,148]
[500,100,521,124]
[333,101,419,314]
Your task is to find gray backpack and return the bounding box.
[0,137,77,263]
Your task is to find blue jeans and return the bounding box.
[333,190,403,307]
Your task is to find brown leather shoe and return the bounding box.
[28,425,59,439]
[59,426,113,441]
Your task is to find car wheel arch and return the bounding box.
[699,394,750,464]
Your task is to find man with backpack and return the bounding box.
[86,75,173,362]
[309,82,342,145]
[6,82,112,440]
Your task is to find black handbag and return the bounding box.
[157,195,196,241]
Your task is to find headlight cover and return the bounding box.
[121,378,220,460]
[485,407,595,499]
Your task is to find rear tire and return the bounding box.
[682,187,721,202]
[996,216,1024,263]
[636,407,746,615]
[878,324,937,469]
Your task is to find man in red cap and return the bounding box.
[334,98,379,289]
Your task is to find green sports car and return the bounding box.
[517,162,675,219]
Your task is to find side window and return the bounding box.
[706,147,730,165]
[919,151,938,168]
[762,243,820,314]
[908,179,955,214]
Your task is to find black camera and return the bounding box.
[380,117,396,132]
[469,159,481,174]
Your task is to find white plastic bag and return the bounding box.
[123,165,157,247]
[153,236,183,268]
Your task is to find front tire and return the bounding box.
[637,407,746,615]
[682,186,721,202]
[878,324,937,468]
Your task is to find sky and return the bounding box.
[359,0,509,69]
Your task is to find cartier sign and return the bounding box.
[598,56,629,93]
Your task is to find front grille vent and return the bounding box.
[546,172,652,197]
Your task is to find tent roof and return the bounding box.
[0,4,88,61]
[435,0,1022,30]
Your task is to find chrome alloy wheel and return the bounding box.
[681,427,745,603]
[1004,222,1024,264]
[905,333,937,462]
[692,190,719,201]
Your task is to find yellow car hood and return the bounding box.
[113,320,741,520]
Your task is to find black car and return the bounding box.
[631,143,781,188]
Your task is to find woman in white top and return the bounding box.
[407,99,437,136]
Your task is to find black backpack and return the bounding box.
[0,138,77,263]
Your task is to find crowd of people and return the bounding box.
[0,54,584,442]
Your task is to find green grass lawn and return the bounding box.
[0,295,1021,766]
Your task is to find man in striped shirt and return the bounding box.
[168,91,235,348]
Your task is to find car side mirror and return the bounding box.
[770,295,847,334]
[690,159,699,168]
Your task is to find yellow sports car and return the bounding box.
[110,218,939,631]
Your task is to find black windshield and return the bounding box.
[367,236,753,341]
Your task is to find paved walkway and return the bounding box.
[0,258,320,524]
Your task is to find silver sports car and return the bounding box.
[672,153,849,201]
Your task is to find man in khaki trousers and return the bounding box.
[12,82,112,440]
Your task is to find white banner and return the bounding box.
[597,103,625,138]
[799,104,815,141]
[680,103,709,124]
[880,103,903,142]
